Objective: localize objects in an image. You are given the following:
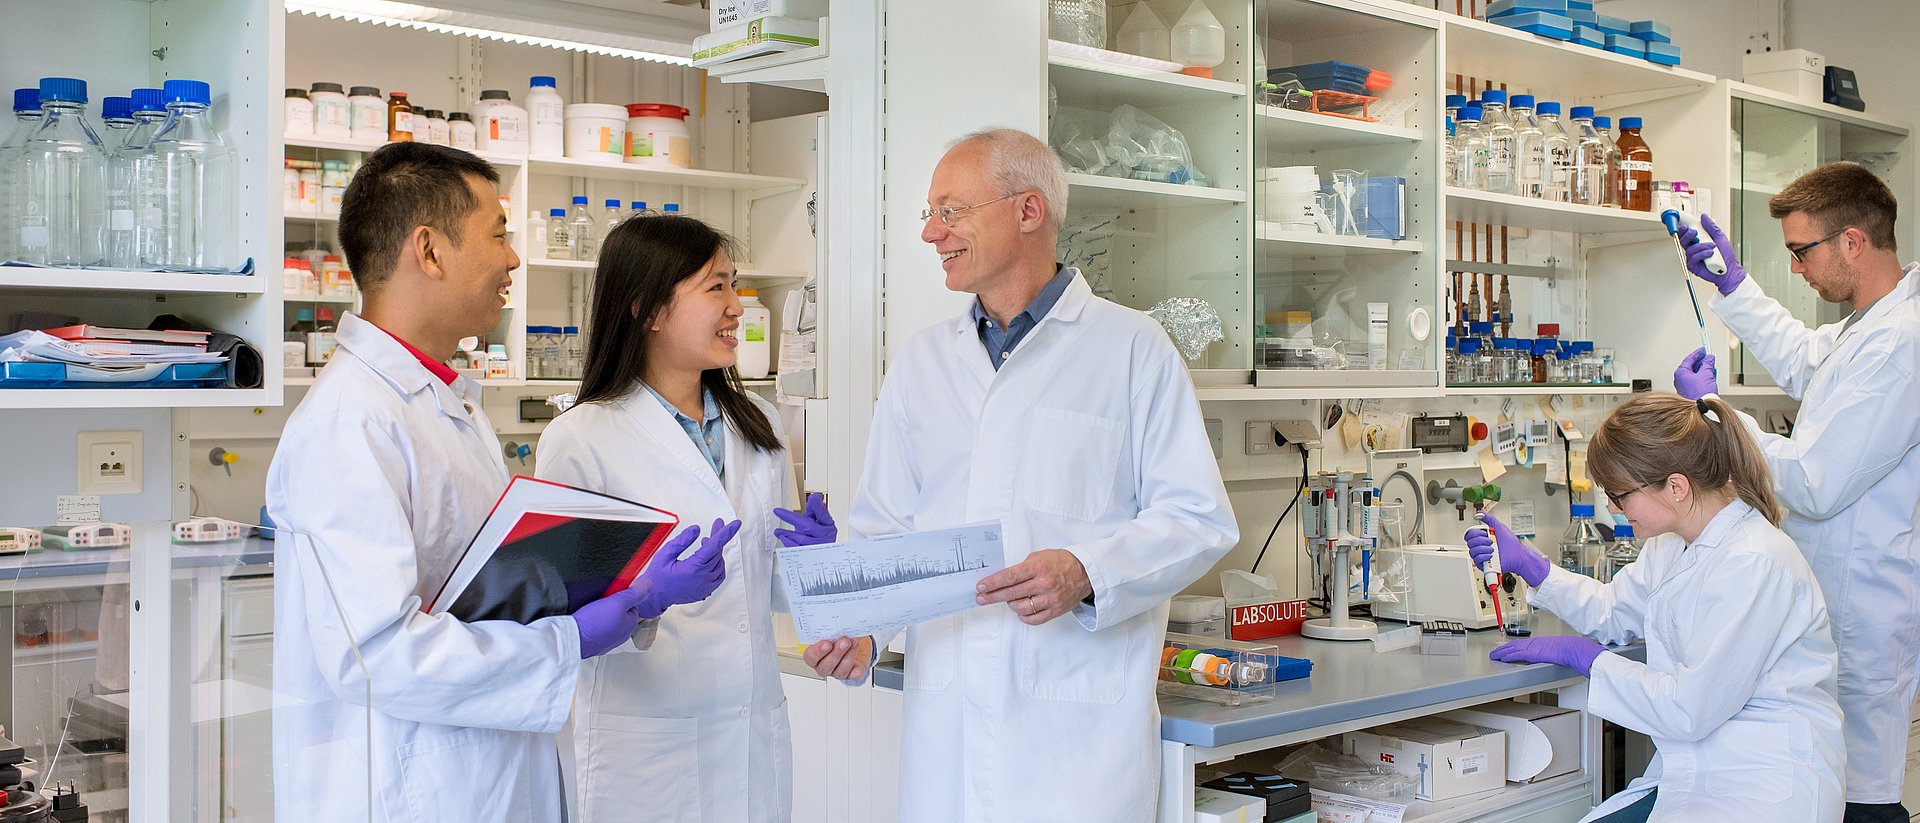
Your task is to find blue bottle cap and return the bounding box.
[1614,524,1634,538]
[102,96,132,120]
[605,198,621,208]
[1480,89,1507,105]
[1536,101,1562,116]
[549,208,566,218]
[1572,503,1595,517]
[1458,105,1483,122]
[131,88,165,114]
[163,79,211,106]
[38,77,87,104]
[1445,94,1467,108]
[1458,337,1481,354]
[12,88,38,112]
[1619,116,1643,129]
[630,201,646,210]
[296,306,315,321]
[663,203,680,212]
[1569,105,1596,120]
[1593,116,1612,130]
[1511,94,1535,109]
[572,195,589,205]
[530,76,557,88]
[563,326,579,334]
[1470,321,1494,334]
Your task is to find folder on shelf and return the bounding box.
[427,475,680,624]
[43,324,210,345]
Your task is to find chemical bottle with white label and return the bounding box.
[737,288,772,379]
[527,76,564,158]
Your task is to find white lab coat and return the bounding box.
[1530,500,1845,822]
[268,313,580,823]
[537,386,796,823]
[1713,264,1920,802]
[851,271,1238,823]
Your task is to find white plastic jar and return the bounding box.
[564,103,628,164]
[448,112,477,150]
[284,88,314,136]
[420,109,449,146]
[347,85,385,142]
[473,89,528,154]
[624,103,692,168]
[309,82,351,138]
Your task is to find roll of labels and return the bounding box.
[1159,647,1272,688]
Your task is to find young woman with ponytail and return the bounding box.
[1466,393,1845,822]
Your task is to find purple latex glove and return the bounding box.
[1678,214,1747,295]
[1490,635,1607,677]
[1465,511,1551,587]
[773,493,838,547]
[638,519,737,619]
[1674,347,1717,400]
[573,579,654,658]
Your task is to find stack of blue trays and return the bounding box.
[1484,0,1683,66]
[1270,60,1371,95]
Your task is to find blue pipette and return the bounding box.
[1661,209,1718,355]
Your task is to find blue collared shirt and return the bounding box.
[969,266,1076,370]
[643,383,726,481]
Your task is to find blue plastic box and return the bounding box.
[1567,8,1596,25]
[1604,32,1646,58]
[1270,61,1373,96]
[1485,0,1567,17]
[1492,11,1574,40]
[1595,13,1630,35]
[0,361,228,389]
[1567,0,1593,9]
[1630,20,1673,43]
[1644,40,1682,65]
[1572,25,1604,48]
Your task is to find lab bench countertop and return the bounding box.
[0,536,274,583]
[874,614,1644,749]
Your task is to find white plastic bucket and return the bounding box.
[625,103,692,168]
[563,103,628,163]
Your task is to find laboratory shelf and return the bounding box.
[12,640,99,663]
[1194,384,1441,401]
[1399,772,1594,823]
[1255,224,1425,257]
[1442,14,1716,98]
[528,258,596,270]
[1728,81,1912,135]
[283,211,338,223]
[525,258,806,285]
[1066,174,1247,209]
[1721,383,1791,398]
[1445,385,1632,396]
[525,157,806,199]
[1047,48,1246,109]
[1445,187,1666,235]
[284,134,523,167]
[1257,105,1422,154]
[0,388,270,410]
[0,267,265,295]
[706,43,828,94]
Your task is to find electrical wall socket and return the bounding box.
[77,431,142,495]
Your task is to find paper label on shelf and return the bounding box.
[1455,751,1490,777]
[57,496,101,525]
[1311,789,1407,823]
[1477,446,1507,482]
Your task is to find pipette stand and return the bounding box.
[1302,536,1379,641]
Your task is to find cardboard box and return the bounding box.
[1194,786,1265,822]
[1345,718,1507,801]
[1439,702,1581,783]
[691,16,821,67]
[710,0,825,28]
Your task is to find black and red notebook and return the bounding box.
[428,475,679,624]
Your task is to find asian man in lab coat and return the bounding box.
[266,142,717,823]
[805,128,1239,821]
[1672,162,1920,823]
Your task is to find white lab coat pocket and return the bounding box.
[1701,719,1794,804]
[1017,615,1133,705]
[904,619,959,691]
[1020,408,1124,522]
[398,727,535,823]
[579,713,702,823]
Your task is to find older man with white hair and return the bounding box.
[805,128,1237,820]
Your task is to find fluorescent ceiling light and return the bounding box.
[287,1,694,66]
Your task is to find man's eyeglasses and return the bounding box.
[1786,228,1848,265]
[1606,483,1655,510]
[920,193,1017,226]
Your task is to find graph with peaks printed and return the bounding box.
[776,522,1005,642]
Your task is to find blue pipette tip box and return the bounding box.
[1604,33,1647,58]
[1572,25,1604,48]
[1567,8,1597,25]
[1644,41,1682,66]
[1484,0,1567,17]
[1595,13,1631,35]
[1629,20,1672,43]
[1492,11,1574,40]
